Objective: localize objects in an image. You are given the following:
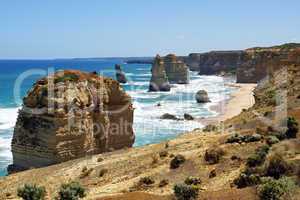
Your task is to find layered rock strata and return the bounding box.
[237,44,300,83]
[9,70,135,172]
[149,55,171,92]
[164,54,189,84]
[185,51,244,74]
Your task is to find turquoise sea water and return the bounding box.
[0,58,236,176]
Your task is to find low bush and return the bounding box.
[258,177,296,200]
[265,154,290,179]
[226,134,262,144]
[233,172,261,188]
[159,179,169,187]
[184,177,201,186]
[17,184,46,200]
[98,168,108,177]
[204,147,225,164]
[203,124,218,132]
[57,182,86,200]
[173,183,199,200]
[79,167,93,179]
[246,145,270,168]
[286,117,298,139]
[139,177,155,186]
[266,136,280,146]
[170,155,186,169]
[159,150,168,158]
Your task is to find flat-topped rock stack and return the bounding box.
[164,54,189,84]
[9,70,135,172]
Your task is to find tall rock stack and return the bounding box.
[164,54,189,84]
[149,55,171,92]
[9,70,135,172]
[115,64,127,84]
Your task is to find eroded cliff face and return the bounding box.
[164,54,189,84]
[185,51,244,74]
[10,70,135,172]
[236,48,293,83]
[149,55,171,91]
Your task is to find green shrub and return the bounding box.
[226,134,242,143]
[204,147,225,164]
[17,184,46,200]
[233,172,261,188]
[225,134,262,144]
[286,117,298,139]
[258,177,296,200]
[272,131,287,141]
[265,154,290,179]
[266,136,280,146]
[246,145,270,167]
[184,177,201,186]
[203,124,218,132]
[57,182,86,200]
[173,183,199,200]
[170,155,186,169]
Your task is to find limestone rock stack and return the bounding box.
[149,55,171,92]
[164,54,189,84]
[9,70,135,172]
[115,64,127,84]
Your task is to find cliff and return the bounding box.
[149,55,171,91]
[236,44,300,83]
[185,51,244,74]
[164,54,189,84]
[9,70,135,172]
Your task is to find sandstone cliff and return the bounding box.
[185,51,244,74]
[9,70,135,172]
[236,44,300,83]
[149,55,171,91]
[164,54,189,84]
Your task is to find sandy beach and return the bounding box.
[202,83,257,124]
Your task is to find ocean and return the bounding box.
[0,58,236,176]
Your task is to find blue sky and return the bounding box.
[0,0,299,59]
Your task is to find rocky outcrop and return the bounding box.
[237,44,300,83]
[9,70,135,172]
[196,90,210,103]
[184,113,194,120]
[115,64,127,84]
[164,54,189,84]
[149,55,171,92]
[160,113,179,120]
[185,51,244,74]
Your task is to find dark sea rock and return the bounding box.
[196,90,210,103]
[184,113,194,120]
[115,64,127,84]
[160,113,179,120]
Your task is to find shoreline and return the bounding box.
[200,83,257,125]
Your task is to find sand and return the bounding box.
[202,83,257,124]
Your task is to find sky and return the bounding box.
[0,0,299,59]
